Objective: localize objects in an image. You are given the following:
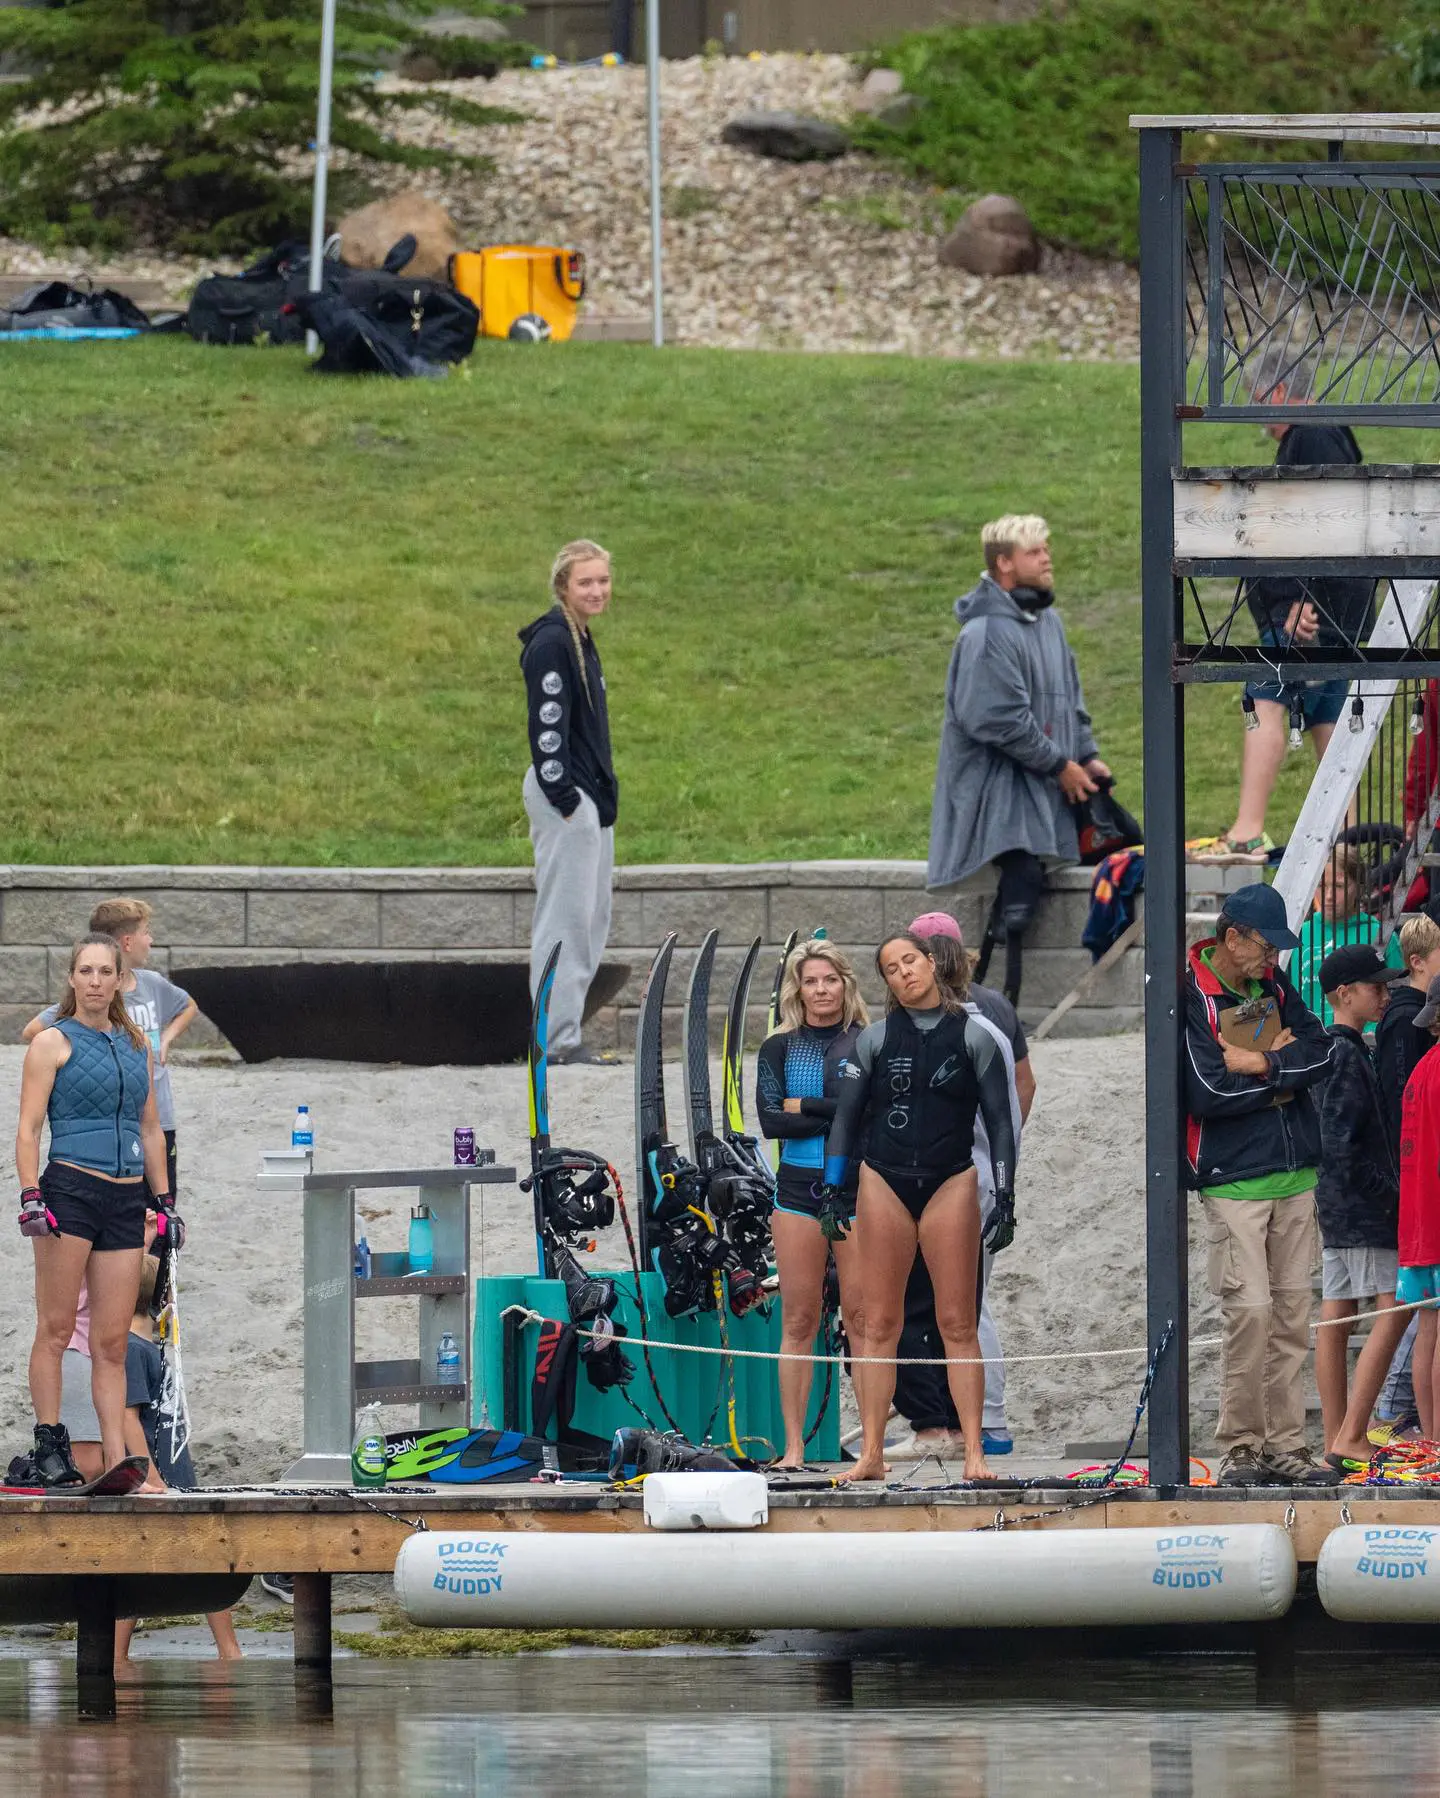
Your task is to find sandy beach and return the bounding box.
[0,1035,1222,1478]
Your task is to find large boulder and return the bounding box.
[938,194,1041,277]
[337,193,458,282]
[721,111,849,163]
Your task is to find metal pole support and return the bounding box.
[293,1573,333,1676]
[1138,125,1191,1487]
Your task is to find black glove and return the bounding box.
[817,1185,852,1245]
[982,1192,1016,1255]
[153,1195,186,1255]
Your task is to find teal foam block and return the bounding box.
[473,1271,840,1462]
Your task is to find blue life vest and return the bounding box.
[47,1017,149,1177]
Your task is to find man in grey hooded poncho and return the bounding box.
[928,514,1109,1003]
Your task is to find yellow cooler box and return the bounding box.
[451,245,586,341]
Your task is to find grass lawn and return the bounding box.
[3,338,1432,866]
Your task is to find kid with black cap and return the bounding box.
[1313,944,1408,1455]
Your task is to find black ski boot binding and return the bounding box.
[609,1427,731,1482]
[31,1422,82,1487]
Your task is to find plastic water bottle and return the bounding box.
[291,1105,314,1150]
[354,1236,371,1280]
[408,1204,434,1274]
[351,1403,386,1489]
[436,1331,461,1387]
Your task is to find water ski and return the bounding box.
[1,1454,148,1497]
[383,1427,606,1484]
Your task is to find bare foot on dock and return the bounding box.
[838,1455,889,1483]
[964,1452,992,1483]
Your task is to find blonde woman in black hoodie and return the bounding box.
[518,541,618,1064]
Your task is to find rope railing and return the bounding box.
[499,1294,1427,1370]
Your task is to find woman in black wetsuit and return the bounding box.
[754,940,869,1469]
[819,932,1018,1483]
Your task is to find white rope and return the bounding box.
[157,1250,191,1463]
[498,1295,1434,1371]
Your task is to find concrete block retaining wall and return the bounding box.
[0,862,1143,1051]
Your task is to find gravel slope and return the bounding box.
[0,56,1139,360]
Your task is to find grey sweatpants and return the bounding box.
[524,767,614,1057]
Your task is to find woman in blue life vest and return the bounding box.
[15,935,179,1486]
[818,933,1019,1484]
[754,939,869,1469]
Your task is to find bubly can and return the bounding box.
[453,1127,477,1166]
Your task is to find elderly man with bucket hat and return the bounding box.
[1184,882,1338,1487]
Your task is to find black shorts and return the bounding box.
[41,1163,147,1252]
[773,1166,856,1223]
[865,1161,976,1222]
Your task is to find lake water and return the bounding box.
[5,1643,1440,1796]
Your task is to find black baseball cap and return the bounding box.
[1220,882,1300,952]
[1415,974,1440,1030]
[1319,943,1406,994]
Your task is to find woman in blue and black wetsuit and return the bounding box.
[14,935,178,1486]
[819,932,1019,1485]
[755,939,869,1469]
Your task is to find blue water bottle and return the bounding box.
[292,1105,314,1150]
[408,1204,434,1275]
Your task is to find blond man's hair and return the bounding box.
[982,514,1049,577]
[89,897,151,938]
[1399,913,1440,970]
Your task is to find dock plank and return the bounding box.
[0,1483,1425,1574]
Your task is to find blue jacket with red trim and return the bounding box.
[1184,939,1335,1191]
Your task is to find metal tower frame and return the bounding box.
[1135,114,1440,1484]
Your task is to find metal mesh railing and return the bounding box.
[1181,575,1440,666]
[1183,168,1440,417]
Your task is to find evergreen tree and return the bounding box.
[0,1,523,252]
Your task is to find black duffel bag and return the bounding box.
[0,280,152,332]
[186,241,312,346]
[331,266,479,366]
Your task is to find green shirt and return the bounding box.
[1293,909,1403,1028]
[1197,949,1318,1201]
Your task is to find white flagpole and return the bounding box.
[645,0,664,347]
[307,0,339,355]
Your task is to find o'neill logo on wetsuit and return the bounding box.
[887,1055,913,1133]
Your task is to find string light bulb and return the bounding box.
[1349,695,1365,735]
[1242,694,1260,733]
[1288,701,1304,750]
[1412,696,1427,738]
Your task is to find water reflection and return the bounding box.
[0,1650,1439,1796]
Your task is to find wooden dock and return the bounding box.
[1,1475,1435,1696]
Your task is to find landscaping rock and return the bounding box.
[938,193,1041,276]
[875,92,923,128]
[422,10,509,40]
[721,110,848,162]
[853,68,903,114]
[337,192,457,281]
[399,10,508,80]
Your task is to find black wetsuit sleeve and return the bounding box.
[754,1033,828,1142]
[967,1017,1018,1197]
[822,1026,878,1186]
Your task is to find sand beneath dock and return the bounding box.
[0,1035,1222,1478]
